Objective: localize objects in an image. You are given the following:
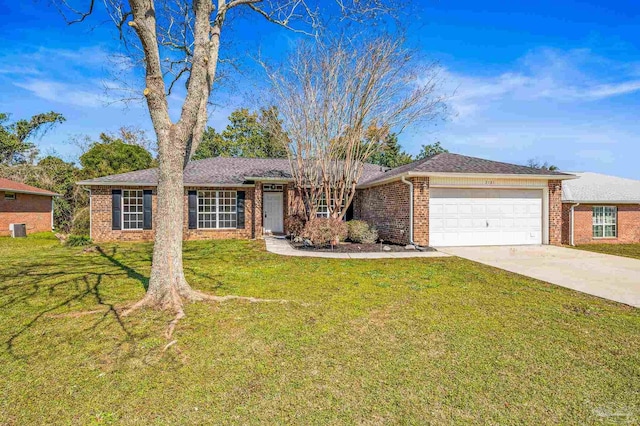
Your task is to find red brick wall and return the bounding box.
[354,180,411,245]
[561,202,571,245]
[90,186,256,242]
[254,182,263,238]
[411,177,430,246]
[548,180,562,245]
[562,203,640,245]
[0,191,52,236]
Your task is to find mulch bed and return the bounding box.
[289,240,434,253]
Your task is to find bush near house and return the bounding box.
[301,218,348,246]
[65,234,92,247]
[284,214,305,238]
[347,220,379,244]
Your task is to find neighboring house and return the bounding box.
[562,172,640,245]
[79,153,575,247]
[0,178,59,236]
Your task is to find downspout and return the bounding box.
[400,176,415,246]
[570,203,580,246]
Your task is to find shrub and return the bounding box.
[347,220,379,244]
[71,206,90,235]
[65,235,93,247]
[301,218,348,246]
[285,214,306,237]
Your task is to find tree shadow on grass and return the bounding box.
[97,246,150,291]
[2,245,151,360]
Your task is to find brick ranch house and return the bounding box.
[0,178,58,236]
[79,153,577,247]
[562,172,640,245]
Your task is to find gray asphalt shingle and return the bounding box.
[359,152,572,185]
[78,153,572,187]
[563,172,640,203]
[78,157,388,186]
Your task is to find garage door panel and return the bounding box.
[430,188,543,247]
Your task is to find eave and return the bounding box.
[77,181,255,188]
[0,188,60,196]
[356,171,577,189]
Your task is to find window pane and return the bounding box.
[593,225,603,238]
[604,207,617,224]
[216,191,236,228]
[121,190,144,230]
[198,191,217,228]
[592,207,603,225]
[605,225,616,238]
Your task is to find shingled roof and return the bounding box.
[0,178,59,196]
[563,172,640,203]
[78,157,388,186]
[359,152,572,186]
[78,153,573,188]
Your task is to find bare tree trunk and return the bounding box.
[145,132,195,311]
[56,0,407,320]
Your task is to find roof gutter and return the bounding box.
[563,200,640,204]
[0,188,60,196]
[77,182,255,188]
[570,203,580,246]
[244,177,294,182]
[400,175,415,246]
[358,171,577,189]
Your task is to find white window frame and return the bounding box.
[592,206,617,239]
[316,194,329,218]
[316,193,345,219]
[122,189,144,230]
[4,192,16,200]
[197,190,237,229]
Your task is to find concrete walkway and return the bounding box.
[438,245,640,308]
[265,237,450,259]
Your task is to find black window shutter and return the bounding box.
[236,191,245,229]
[112,189,122,230]
[188,190,197,229]
[143,190,153,230]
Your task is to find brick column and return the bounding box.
[548,179,562,245]
[254,182,263,238]
[410,177,430,246]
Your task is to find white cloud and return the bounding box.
[0,66,40,76]
[443,48,640,120]
[14,80,106,108]
[403,47,640,178]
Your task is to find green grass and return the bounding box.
[573,243,640,260]
[1,233,639,425]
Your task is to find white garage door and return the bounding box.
[429,188,543,247]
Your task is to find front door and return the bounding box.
[263,192,284,234]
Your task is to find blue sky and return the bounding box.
[1,1,639,178]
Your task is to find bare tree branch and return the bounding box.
[54,0,96,24]
[265,35,448,220]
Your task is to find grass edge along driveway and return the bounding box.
[571,243,640,260]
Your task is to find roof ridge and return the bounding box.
[446,152,560,173]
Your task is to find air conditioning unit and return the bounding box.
[9,223,27,238]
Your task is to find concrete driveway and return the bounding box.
[437,245,640,308]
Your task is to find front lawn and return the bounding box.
[574,243,640,260]
[1,234,639,424]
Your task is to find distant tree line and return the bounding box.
[194,106,448,169]
[0,112,155,234]
[1,108,452,234]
